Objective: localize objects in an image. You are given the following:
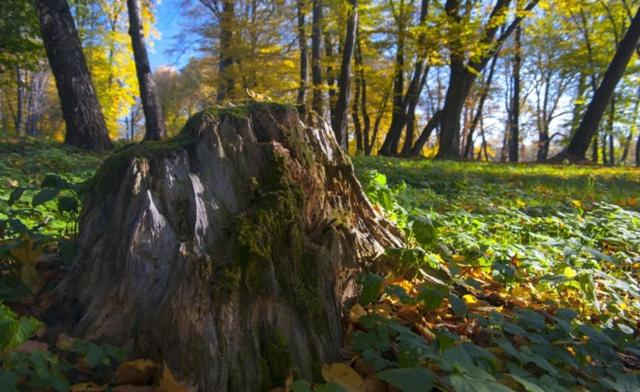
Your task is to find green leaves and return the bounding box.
[357,273,383,306]
[417,284,448,310]
[409,216,438,246]
[31,188,59,207]
[0,303,41,351]
[375,367,434,392]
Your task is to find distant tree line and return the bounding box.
[2,0,640,165]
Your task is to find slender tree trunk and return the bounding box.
[636,133,640,166]
[621,89,639,164]
[569,72,588,134]
[297,0,309,107]
[592,132,599,164]
[355,33,369,155]
[508,24,521,162]
[217,0,235,102]
[463,52,499,159]
[408,110,443,156]
[352,67,363,153]
[399,0,430,156]
[607,98,616,165]
[480,117,489,161]
[15,66,23,135]
[369,85,392,155]
[400,66,429,156]
[35,0,112,150]
[601,129,609,165]
[554,6,640,161]
[325,31,337,124]
[127,0,166,141]
[311,0,323,116]
[332,0,357,150]
[379,26,406,156]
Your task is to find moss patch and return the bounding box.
[260,329,293,390]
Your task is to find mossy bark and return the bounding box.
[63,103,402,391]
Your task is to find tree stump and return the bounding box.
[65,103,402,390]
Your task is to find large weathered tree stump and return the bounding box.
[65,103,402,390]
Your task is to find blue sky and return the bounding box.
[148,0,194,71]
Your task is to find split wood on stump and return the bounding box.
[63,103,402,390]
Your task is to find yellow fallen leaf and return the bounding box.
[462,294,478,304]
[511,285,530,300]
[159,363,189,392]
[563,266,577,279]
[349,303,367,324]
[10,235,43,265]
[373,303,392,318]
[321,363,364,392]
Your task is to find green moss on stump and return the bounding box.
[260,329,293,390]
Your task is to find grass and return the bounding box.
[1,138,639,391]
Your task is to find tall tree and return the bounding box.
[127,0,166,140]
[508,24,522,162]
[409,0,538,158]
[554,6,640,162]
[217,0,235,102]
[311,0,324,115]
[35,0,112,150]
[331,0,358,149]
[378,0,410,156]
[297,0,309,107]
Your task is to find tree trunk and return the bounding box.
[311,0,323,116]
[127,0,166,141]
[607,98,616,165]
[62,104,403,391]
[553,6,640,162]
[331,0,357,150]
[297,0,309,108]
[636,132,640,166]
[15,66,23,135]
[379,38,405,156]
[325,31,337,124]
[592,132,599,164]
[412,0,538,159]
[217,0,235,102]
[352,72,363,153]
[436,64,474,159]
[463,52,499,159]
[35,0,112,150]
[354,32,369,155]
[508,24,521,163]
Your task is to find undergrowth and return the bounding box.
[1,139,639,391]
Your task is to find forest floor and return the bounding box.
[1,137,639,391]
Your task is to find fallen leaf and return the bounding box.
[10,236,43,264]
[116,359,159,385]
[462,294,478,305]
[15,340,48,354]
[56,333,76,350]
[159,363,189,392]
[349,304,367,324]
[321,363,365,392]
[71,383,108,392]
[20,264,41,293]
